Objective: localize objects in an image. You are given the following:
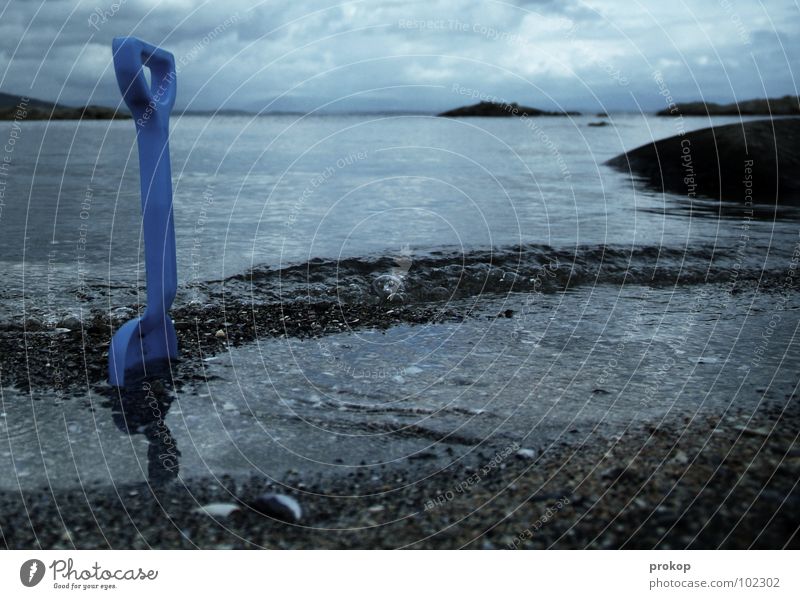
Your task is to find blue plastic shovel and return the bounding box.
[109,37,178,387]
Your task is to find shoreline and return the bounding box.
[3,271,797,394]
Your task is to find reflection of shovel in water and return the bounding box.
[108,380,180,483]
[108,37,178,387]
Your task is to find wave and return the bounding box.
[217,242,794,305]
[2,242,795,329]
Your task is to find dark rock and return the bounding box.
[588,121,609,127]
[605,118,800,206]
[24,317,44,331]
[408,451,437,461]
[248,493,302,523]
[438,101,579,118]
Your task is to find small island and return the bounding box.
[0,92,129,120]
[439,101,580,117]
[657,95,799,116]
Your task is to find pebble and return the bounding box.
[215,329,226,338]
[250,493,303,523]
[25,317,44,331]
[734,424,771,437]
[672,450,690,465]
[109,306,135,320]
[194,503,240,518]
[600,466,625,480]
[58,316,82,331]
[516,448,537,460]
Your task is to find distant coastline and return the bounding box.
[0,92,129,120]
[3,90,799,120]
[656,95,799,116]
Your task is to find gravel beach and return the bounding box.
[2,275,799,549]
[1,397,797,549]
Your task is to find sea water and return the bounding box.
[0,113,798,488]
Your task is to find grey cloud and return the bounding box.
[0,0,796,113]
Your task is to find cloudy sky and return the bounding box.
[0,0,798,113]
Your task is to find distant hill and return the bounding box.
[0,92,129,120]
[657,95,800,116]
[439,101,580,117]
[179,108,256,117]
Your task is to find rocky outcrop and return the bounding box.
[439,101,579,117]
[606,119,800,206]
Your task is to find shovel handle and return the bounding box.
[112,37,177,331]
[112,36,176,121]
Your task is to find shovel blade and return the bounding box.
[109,317,178,387]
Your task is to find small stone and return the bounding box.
[516,448,536,460]
[783,456,800,468]
[194,503,240,518]
[215,329,226,338]
[250,493,302,523]
[109,306,135,322]
[734,424,771,437]
[58,316,82,331]
[672,450,689,465]
[600,466,625,480]
[25,317,44,331]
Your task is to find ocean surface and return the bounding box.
[1,113,798,489]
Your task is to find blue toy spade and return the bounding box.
[109,37,178,387]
